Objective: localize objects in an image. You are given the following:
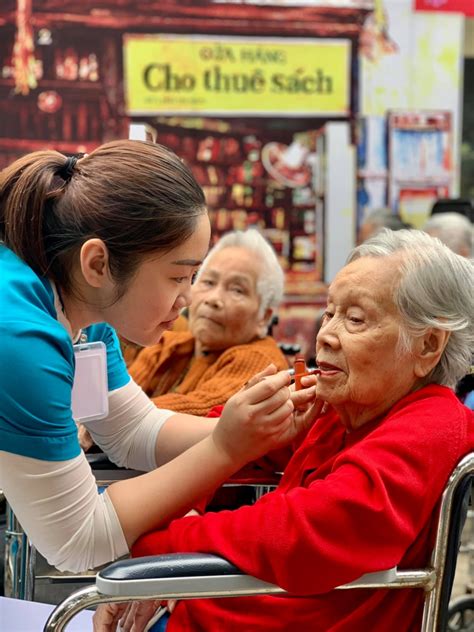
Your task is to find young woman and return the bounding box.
[0,141,318,573]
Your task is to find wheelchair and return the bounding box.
[447,503,474,631]
[2,454,280,603]
[448,595,474,631]
[42,451,474,632]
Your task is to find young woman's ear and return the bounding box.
[79,239,112,289]
[413,328,451,378]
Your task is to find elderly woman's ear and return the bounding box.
[413,328,451,379]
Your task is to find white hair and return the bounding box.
[197,229,284,327]
[347,228,473,388]
[362,208,409,232]
[423,212,473,258]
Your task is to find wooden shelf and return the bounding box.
[0,138,99,153]
[0,78,102,90]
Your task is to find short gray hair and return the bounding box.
[362,208,410,232]
[198,229,284,325]
[423,212,473,257]
[347,228,473,388]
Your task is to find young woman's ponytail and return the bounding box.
[0,150,70,275]
[0,140,206,296]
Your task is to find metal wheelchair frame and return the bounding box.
[3,455,279,602]
[3,454,144,601]
[43,452,474,632]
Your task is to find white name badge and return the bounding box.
[71,341,109,423]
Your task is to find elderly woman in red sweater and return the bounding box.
[124,229,288,416]
[95,228,473,632]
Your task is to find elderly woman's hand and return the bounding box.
[290,372,326,440]
[93,509,201,631]
[93,602,128,631]
[93,600,164,632]
[212,364,319,465]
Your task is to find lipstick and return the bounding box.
[292,357,321,389]
[293,356,307,391]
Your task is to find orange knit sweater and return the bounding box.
[128,331,289,416]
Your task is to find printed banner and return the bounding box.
[414,0,474,16]
[123,35,351,116]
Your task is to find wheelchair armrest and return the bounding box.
[100,553,240,580]
[44,557,407,631]
[96,553,284,598]
[96,553,399,599]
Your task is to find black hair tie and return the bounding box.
[56,155,79,182]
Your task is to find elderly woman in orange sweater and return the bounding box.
[125,229,288,417]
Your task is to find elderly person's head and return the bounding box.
[422,212,473,258]
[316,229,473,430]
[357,208,411,245]
[188,229,284,354]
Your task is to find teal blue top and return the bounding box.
[0,244,130,461]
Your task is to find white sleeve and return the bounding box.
[82,378,175,472]
[0,450,129,573]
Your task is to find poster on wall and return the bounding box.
[123,34,351,117]
[397,187,450,227]
[388,110,452,227]
[414,0,474,16]
[359,0,462,222]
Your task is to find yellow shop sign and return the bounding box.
[123,35,351,116]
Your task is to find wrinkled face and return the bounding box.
[103,213,210,347]
[188,246,267,353]
[316,255,421,429]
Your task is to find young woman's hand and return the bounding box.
[212,364,318,466]
[77,423,95,451]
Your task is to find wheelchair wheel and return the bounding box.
[448,596,474,631]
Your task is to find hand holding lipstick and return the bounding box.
[293,355,320,391]
[289,356,326,438]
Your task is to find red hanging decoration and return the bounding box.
[13,0,37,95]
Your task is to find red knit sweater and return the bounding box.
[133,385,474,632]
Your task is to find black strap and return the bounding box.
[56,155,78,182]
